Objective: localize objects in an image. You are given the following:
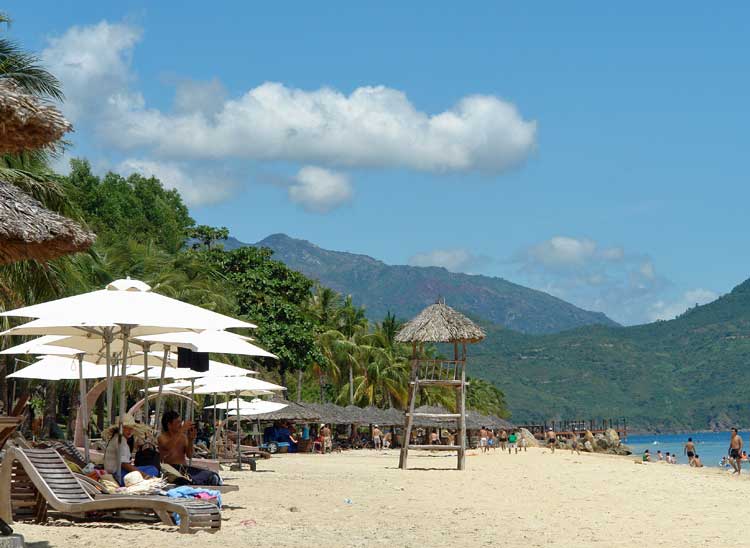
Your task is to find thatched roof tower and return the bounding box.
[0,79,72,153]
[0,180,95,264]
[395,301,485,344]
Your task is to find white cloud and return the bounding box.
[117,159,236,206]
[41,21,142,123]
[287,166,353,213]
[511,236,672,325]
[174,78,227,117]
[42,21,536,176]
[409,248,490,273]
[522,236,597,269]
[648,289,719,321]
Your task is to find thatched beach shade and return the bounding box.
[396,300,486,470]
[0,180,95,264]
[252,399,320,423]
[0,79,72,153]
[395,301,486,344]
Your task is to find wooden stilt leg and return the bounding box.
[399,358,419,470]
[457,359,467,470]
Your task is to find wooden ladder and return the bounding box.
[398,357,467,470]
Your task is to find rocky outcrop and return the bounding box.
[558,428,631,455]
[518,428,540,447]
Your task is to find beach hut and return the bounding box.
[395,300,485,470]
[0,79,72,154]
[0,180,95,264]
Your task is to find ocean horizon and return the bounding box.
[625,431,743,468]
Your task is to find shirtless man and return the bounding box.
[321,424,332,453]
[158,410,195,466]
[729,428,743,474]
[479,427,488,453]
[546,427,557,454]
[372,425,382,450]
[684,437,697,465]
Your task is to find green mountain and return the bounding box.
[241,233,618,335]
[469,279,750,431]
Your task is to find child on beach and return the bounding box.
[642,449,651,462]
[508,431,518,454]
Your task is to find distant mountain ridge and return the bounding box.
[224,233,618,334]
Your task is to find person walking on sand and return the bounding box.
[508,431,518,454]
[684,437,697,465]
[321,424,332,454]
[570,436,580,455]
[372,425,382,450]
[546,427,557,454]
[479,426,488,453]
[499,430,508,452]
[729,428,743,474]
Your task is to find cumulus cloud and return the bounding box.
[41,21,536,178]
[287,166,353,213]
[117,158,236,206]
[409,248,491,273]
[41,21,142,123]
[511,236,672,325]
[648,289,719,321]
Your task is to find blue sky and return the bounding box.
[7,2,750,324]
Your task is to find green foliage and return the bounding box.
[189,225,229,250]
[65,159,194,252]
[202,246,323,379]
[468,280,750,430]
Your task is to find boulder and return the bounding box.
[518,428,540,447]
[604,428,620,445]
[583,440,594,452]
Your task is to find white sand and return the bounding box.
[12,447,749,547]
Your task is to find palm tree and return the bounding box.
[308,285,342,328]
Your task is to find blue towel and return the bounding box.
[166,486,222,525]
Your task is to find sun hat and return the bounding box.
[123,471,144,488]
[102,413,150,442]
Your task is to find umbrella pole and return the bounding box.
[236,391,241,470]
[142,343,150,426]
[188,379,195,468]
[212,393,217,459]
[77,353,90,463]
[118,327,132,435]
[105,334,113,426]
[154,346,169,434]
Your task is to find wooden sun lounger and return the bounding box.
[0,447,221,533]
[0,417,23,453]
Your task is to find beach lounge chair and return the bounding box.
[0,447,221,533]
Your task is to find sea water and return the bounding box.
[626,431,741,468]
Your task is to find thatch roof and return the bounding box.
[395,301,485,344]
[0,79,72,153]
[0,180,95,264]
[252,399,320,422]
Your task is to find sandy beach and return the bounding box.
[11,447,750,547]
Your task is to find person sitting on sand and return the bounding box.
[665,452,671,463]
[657,450,663,461]
[691,453,704,468]
[684,437,696,465]
[729,428,743,475]
[742,451,748,462]
[642,449,651,462]
[546,428,557,454]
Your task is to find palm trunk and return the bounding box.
[348,364,354,404]
[42,382,57,438]
[319,376,325,403]
[296,369,303,402]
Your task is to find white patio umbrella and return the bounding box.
[190,376,285,469]
[0,278,255,463]
[227,398,288,416]
[6,355,134,380]
[132,330,276,434]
